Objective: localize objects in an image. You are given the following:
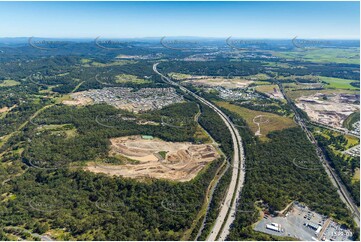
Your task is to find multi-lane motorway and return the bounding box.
[153,63,246,241]
[154,63,359,240]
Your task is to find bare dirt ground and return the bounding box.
[136,120,159,126]
[256,85,285,100]
[0,107,9,113]
[253,115,270,136]
[295,93,359,128]
[85,135,220,182]
[182,76,254,89]
[62,92,93,106]
[0,105,17,114]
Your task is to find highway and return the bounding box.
[153,63,246,241]
[307,121,359,138]
[195,160,229,240]
[279,83,360,227]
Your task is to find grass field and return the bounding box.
[314,127,359,150]
[282,82,323,90]
[39,85,57,94]
[37,124,78,138]
[0,80,20,87]
[285,88,359,101]
[264,62,292,68]
[252,81,272,86]
[81,60,135,67]
[352,168,360,184]
[216,101,296,141]
[318,76,359,90]
[80,58,91,64]
[115,74,151,84]
[245,73,271,81]
[343,111,360,130]
[194,124,212,144]
[158,151,168,159]
[54,94,72,104]
[56,72,70,77]
[345,135,360,149]
[278,75,319,82]
[169,72,193,80]
[255,84,279,93]
[273,48,360,64]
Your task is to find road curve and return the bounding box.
[153,63,245,240]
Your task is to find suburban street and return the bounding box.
[153,63,246,241]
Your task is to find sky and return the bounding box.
[0,1,359,39]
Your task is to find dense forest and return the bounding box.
[0,40,359,240]
[314,132,360,206]
[196,104,233,240]
[22,102,200,169]
[0,99,232,240]
[159,59,359,81]
[1,159,223,240]
[220,109,357,241]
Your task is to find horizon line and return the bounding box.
[0,36,360,41]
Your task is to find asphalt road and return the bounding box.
[308,121,359,138]
[153,63,246,241]
[279,82,360,227]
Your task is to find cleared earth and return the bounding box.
[295,93,359,129]
[255,84,285,100]
[168,73,254,89]
[85,135,220,182]
[0,107,9,113]
[182,76,253,89]
[62,92,93,106]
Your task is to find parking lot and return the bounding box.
[254,202,353,241]
[321,220,353,241]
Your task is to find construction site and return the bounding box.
[168,73,254,89]
[295,93,359,129]
[256,84,285,100]
[85,135,220,182]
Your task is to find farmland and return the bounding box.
[273,48,360,64]
[318,76,359,90]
